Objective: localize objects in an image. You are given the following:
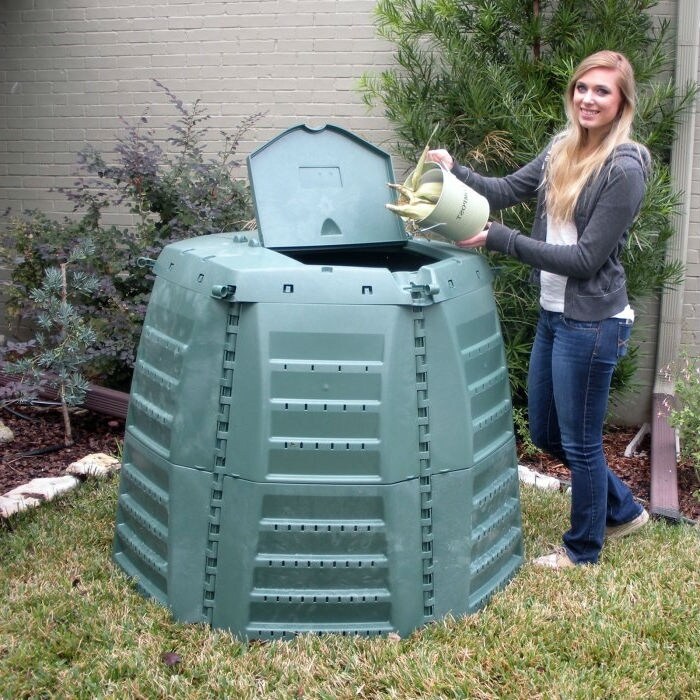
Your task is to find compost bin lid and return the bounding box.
[247,123,409,251]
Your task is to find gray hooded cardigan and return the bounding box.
[450,142,651,321]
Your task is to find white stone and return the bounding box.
[518,464,562,491]
[0,475,81,518]
[0,420,14,444]
[66,452,121,478]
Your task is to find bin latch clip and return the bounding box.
[210,284,237,300]
[408,282,440,301]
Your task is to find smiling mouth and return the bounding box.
[580,108,599,118]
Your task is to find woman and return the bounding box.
[428,50,650,568]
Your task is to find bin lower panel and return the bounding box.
[113,437,523,639]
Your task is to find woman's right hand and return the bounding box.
[426,149,454,171]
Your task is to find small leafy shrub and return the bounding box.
[1,81,264,390]
[512,406,541,460]
[3,243,99,445]
[663,354,700,502]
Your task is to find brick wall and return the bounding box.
[0,0,402,218]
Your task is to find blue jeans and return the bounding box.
[527,310,643,564]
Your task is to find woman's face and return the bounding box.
[572,67,623,143]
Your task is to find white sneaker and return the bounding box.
[605,509,650,540]
[531,547,576,569]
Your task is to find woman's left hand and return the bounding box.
[455,227,489,249]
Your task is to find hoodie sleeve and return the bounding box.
[485,150,648,279]
[450,148,549,211]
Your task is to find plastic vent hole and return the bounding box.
[310,364,315,371]
[197,273,204,283]
[362,285,373,295]
[283,283,294,293]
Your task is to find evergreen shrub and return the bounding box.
[361,0,692,407]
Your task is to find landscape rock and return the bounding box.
[0,420,14,444]
[0,475,81,518]
[66,452,121,478]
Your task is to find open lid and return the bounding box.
[246,123,409,250]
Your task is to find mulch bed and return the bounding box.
[0,405,125,496]
[520,425,700,523]
[0,407,698,522]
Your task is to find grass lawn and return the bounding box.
[1,480,698,699]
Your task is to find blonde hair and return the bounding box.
[545,50,637,222]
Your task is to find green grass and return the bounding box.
[1,481,698,699]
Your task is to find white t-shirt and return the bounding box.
[540,215,634,321]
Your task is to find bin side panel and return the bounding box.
[425,286,514,469]
[431,440,522,618]
[212,478,425,638]
[226,303,421,484]
[126,277,229,469]
[113,435,211,622]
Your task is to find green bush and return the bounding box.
[361,0,691,404]
[1,82,263,390]
[664,355,700,502]
[3,243,99,445]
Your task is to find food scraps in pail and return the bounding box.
[386,163,489,242]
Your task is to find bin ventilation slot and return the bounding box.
[260,519,385,533]
[247,624,391,639]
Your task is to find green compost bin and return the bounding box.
[112,124,523,639]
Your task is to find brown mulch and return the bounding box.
[0,407,698,522]
[519,425,700,523]
[0,405,125,496]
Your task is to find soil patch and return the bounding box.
[0,405,124,495]
[519,425,700,522]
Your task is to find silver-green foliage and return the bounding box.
[6,243,99,443]
[361,0,693,404]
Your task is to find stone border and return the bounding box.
[0,453,120,519]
